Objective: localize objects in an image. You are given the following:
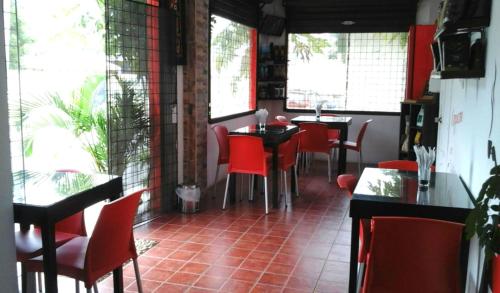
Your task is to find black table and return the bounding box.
[348,168,474,293]
[229,124,299,208]
[290,115,352,174]
[13,171,123,293]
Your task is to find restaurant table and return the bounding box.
[13,170,123,293]
[348,168,474,293]
[290,115,352,174]
[229,124,299,208]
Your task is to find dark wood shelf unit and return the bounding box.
[440,69,485,79]
[399,98,439,160]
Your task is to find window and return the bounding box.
[210,15,257,121]
[4,0,177,223]
[287,33,408,113]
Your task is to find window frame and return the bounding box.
[283,32,408,116]
[208,13,258,124]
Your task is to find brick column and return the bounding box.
[182,0,208,190]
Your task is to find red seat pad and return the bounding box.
[16,228,80,261]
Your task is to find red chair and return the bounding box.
[362,217,464,293]
[212,125,229,198]
[26,190,145,293]
[334,119,372,175]
[298,123,336,182]
[321,113,341,141]
[223,135,270,214]
[278,131,302,205]
[336,174,370,264]
[377,160,436,172]
[16,211,87,292]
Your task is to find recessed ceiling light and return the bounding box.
[341,20,356,26]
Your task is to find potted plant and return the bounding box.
[466,142,500,292]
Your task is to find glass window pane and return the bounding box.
[287,32,408,113]
[210,15,256,120]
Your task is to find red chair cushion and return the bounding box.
[16,228,80,261]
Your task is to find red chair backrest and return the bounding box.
[228,135,268,177]
[55,211,86,236]
[337,174,357,195]
[492,254,500,293]
[84,190,143,283]
[279,131,302,171]
[298,123,330,154]
[212,125,229,165]
[362,217,464,293]
[356,119,372,149]
[378,160,436,172]
[275,115,288,123]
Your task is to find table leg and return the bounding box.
[41,222,58,293]
[113,267,124,293]
[349,217,360,293]
[272,146,279,208]
[291,165,296,195]
[229,174,236,204]
[338,125,348,174]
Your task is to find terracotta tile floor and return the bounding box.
[25,162,354,293]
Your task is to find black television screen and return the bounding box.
[259,15,285,36]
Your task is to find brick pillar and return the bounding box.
[182,0,208,191]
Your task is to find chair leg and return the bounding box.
[133,258,143,293]
[284,170,288,208]
[358,151,363,175]
[222,174,231,210]
[75,279,80,293]
[249,175,255,201]
[37,272,43,293]
[294,165,300,197]
[327,153,332,183]
[86,288,92,293]
[213,164,220,199]
[264,177,269,214]
[93,283,99,293]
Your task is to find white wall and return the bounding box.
[0,0,21,290]
[436,1,500,291]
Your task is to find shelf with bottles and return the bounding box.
[398,98,439,160]
[431,0,491,80]
[257,82,286,100]
[433,29,486,80]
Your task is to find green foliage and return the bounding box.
[211,19,250,73]
[107,75,151,177]
[289,34,330,62]
[466,151,500,261]
[19,75,108,172]
[8,0,33,70]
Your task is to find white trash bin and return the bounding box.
[176,184,200,213]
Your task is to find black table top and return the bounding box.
[230,124,299,146]
[353,168,474,210]
[291,115,352,125]
[12,170,117,207]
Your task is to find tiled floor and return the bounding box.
[28,162,354,293]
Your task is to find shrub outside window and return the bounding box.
[210,15,257,121]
